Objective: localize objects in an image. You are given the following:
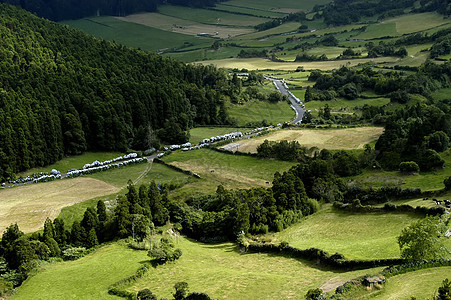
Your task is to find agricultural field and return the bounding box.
[200,56,400,71]
[266,205,422,260]
[117,13,254,38]
[62,17,211,52]
[348,148,451,191]
[225,127,384,153]
[224,0,331,12]
[226,99,294,126]
[126,236,383,299]
[157,5,265,27]
[302,97,390,117]
[161,148,295,195]
[12,242,149,300]
[0,178,119,234]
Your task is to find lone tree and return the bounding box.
[398,216,449,260]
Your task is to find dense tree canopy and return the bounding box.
[0,4,237,181]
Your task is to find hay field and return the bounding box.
[197,57,400,70]
[0,178,119,234]
[117,13,253,38]
[228,127,384,153]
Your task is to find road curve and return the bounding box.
[270,78,305,124]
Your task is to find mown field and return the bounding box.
[227,99,294,126]
[162,148,295,196]
[62,16,211,52]
[266,205,422,260]
[0,178,119,234]
[226,127,384,153]
[12,242,149,300]
[126,236,383,299]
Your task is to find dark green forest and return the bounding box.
[0,0,219,21]
[0,4,237,181]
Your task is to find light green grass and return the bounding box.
[13,243,149,300]
[349,149,451,191]
[162,148,295,196]
[158,5,265,27]
[213,3,285,18]
[432,87,451,101]
[349,267,451,300]
[198,56,400,71]
[127,236,383,299]
[225,0,331,11]
[267,205,421,260]
[18,152,122,177]
[302,97,390,117]
[88,161,151,188]
[235,22,302,40]
[387,12,451,35]
[227,99,294,126]
[189,127,251,144]
[62,17,211,52]
[353,23,398,40]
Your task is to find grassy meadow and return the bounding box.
[189,127,251,144]
[162,148,295,196]
[225,127,384,153]
[0,178,119,234]
[227,99,294,125]
[62,16,211,52]
[126,236,383,299]
[266,205,422,260]
[12,242,149,300]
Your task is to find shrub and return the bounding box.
[62,247,86,260]
[399,161,420,174]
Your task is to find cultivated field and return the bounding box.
[126,236,383,299]
[117,13,253,38]
[162,148,295,194]
[12,243,149,300]
[158,5,265,27]
[267,205,421,260]
[62,17,211,52]
[226,99,294,126]
[0,178,119,234]
[198,57,400,71]
[226,127,384,153]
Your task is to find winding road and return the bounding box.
[270,78,305,124]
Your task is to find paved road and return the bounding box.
[271,79,305,124]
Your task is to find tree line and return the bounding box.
[0,5,238,181]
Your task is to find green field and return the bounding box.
[432,87,451,100]
[349,148,451,191]
[341,267,451,299]
[302,97,390,117]
[227,99,294,125]
[12,243,149,300]
[267,205,421,260]
[63,17,211,52]
[158,5,265,27]
[126,236,383,299]
[213,3,286,18]
[162,148,295,196]
[225,0,331,12]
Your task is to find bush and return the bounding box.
[61,247,86,260]
[399,161,420,174]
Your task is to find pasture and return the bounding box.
[158,5,264,27]
[226,99,294,126]
[199,56,400,71]
[267,205,422,260]
[0,178,119,234]
[62,17,211,52]
[349,148,451,191]
[117,13,253,38]
[162,148,295,195]
[302,97,390,117]
[224,0,331,12]
[126,236,383,299]
[12,243,149,300]
[226,127,384,153]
